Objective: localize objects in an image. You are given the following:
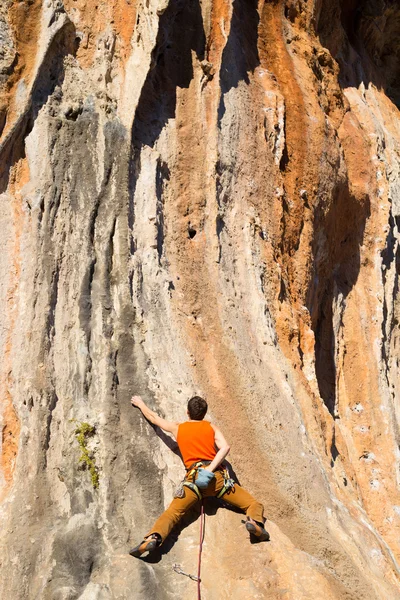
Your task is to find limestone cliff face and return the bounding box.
[1,1,400,598]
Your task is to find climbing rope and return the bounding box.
[197,499,205,600]
[172,499,206,600]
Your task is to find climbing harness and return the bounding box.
[179,461,235,501]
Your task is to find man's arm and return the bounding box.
[207,424,230,472]
[131,395,179,439]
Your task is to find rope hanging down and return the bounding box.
[197,500,205,599]
[172,499,206,600]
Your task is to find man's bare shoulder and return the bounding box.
[210,423,221,432]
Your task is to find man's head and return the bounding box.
[187,396,208,420]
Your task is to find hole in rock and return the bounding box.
[284,3,298,22]
[188,227,197,239]
[216,215,225,237]
[331,438,339,465]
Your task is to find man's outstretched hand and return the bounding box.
[131,395,144,408]
[130,394,179,438]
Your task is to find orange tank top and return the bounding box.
[177,421,216,469]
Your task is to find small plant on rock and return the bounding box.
[74,422,99,489]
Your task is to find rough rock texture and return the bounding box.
[0,1,400,598]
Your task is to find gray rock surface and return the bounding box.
[0,1,400,598]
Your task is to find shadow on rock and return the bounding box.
[317,0,400,108]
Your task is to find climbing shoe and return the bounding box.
[245,517,270,541]
[129,533,161,558]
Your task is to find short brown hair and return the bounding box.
[187,396,207,420]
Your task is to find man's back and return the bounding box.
[177,420,216,469]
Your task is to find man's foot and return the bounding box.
[245,517,270,541]
[129,533,161,558]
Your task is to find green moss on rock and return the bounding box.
[74,422,99,489]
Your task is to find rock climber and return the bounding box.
[129,394,269,558]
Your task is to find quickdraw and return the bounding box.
[216,466,235,499]
[182,461,204,500]
[172,563,200,582]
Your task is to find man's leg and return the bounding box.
[213,473,268,539]
[220,483,265,524]
[144,486,199,542]
[130,486,199,557]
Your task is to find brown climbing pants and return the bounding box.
[145,470,265,542]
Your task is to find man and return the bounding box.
[129,395,269,557]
